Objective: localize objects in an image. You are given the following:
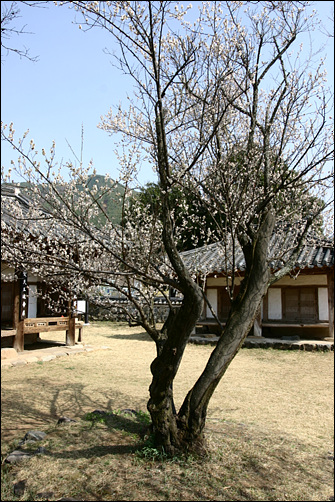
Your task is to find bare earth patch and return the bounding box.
[1,321,334,501]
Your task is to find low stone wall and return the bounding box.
[189,334,334,351]
[88,301,180,323]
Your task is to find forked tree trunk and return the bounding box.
[148,211,275,455]
[147,286,203,454]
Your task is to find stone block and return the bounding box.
[53,351,68,358]
[11,359,27,366]
[20,356,39,363]
[5,450,31,464]
[64,348,85,355]
[281,335,300,341]
[40,355,56,362]
[1,348,17,359]
[1,360,13,368]
[22,430,47,442]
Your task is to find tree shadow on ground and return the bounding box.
[1,377,148,447]
[39,410,151,461]
[23,340,67,350]
[106,332,153,342]
[47,443,138,459]
[53,412,150,455]
[83,409,150,436]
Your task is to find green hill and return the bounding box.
[76,174,129,225]
[9,175,138,226]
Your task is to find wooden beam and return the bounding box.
[262,322,329,328]
[23,317,69,334]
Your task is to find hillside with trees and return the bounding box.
[5,174,134,226]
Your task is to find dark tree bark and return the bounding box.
[177,211,275,447]
[148,210,275,454]
[147,288,203,453]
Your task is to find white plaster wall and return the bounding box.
[318,287,329,321]
[206,289,218,318]
[28,284,37,318]
[268,288,282,320]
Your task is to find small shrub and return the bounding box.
[135,434,169,462]
[83,411,114,424]
[134,410,151,425]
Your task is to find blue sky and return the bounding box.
[1,1,334,189]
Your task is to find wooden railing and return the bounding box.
[7,316,84,352]
[23,317,73,334]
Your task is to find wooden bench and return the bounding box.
[1,316,84,352]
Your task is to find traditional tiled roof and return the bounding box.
[181,232,334,275]
[1,185,51,239]
[1,185,32,217]
[3,185,334,275]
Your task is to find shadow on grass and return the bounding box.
[83,410,150,436]
[47,412,150,460]
[1,376,147,447]
[48,442,138,459]
[106,332,153,342]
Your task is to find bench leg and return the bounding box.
[14,321,24,352]
[78,327,82,343]
[66,317,76,346]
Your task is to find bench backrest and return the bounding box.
[23,317,71,334]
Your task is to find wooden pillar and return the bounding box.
[13,270,27,351]
[14,320,24,352]
[13,279,20,329]
[77,325,83,343]
[66,300,75,345]
[66,317,76,346]
[328,269,334,339]
[84,300,89,324]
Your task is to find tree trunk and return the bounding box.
[148,211,275,454]
[147,285,203,454]
[148,79,207,453]
[177,211,275,447]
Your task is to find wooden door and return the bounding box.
[1,282,14,327]
[283,288,299,321]
[283,287,317,322]
[218,286,239,321]
[300,288,317,321]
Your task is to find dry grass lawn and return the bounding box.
[1,321,334,501]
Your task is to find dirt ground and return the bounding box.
[1,321,334,502]
[1,321,334,451]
